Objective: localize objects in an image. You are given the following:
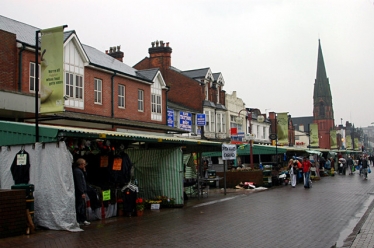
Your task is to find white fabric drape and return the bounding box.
[0,142,82,232]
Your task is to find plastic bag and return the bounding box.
[369,168,371,174]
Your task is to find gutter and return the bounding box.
[17,42,26,92]
[111,72,116,118]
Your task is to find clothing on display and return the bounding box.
[10,147,30,184]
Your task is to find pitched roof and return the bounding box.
[0,15,148,81]
[0,15,38,46]
[181,68,210,80]
[136,68,159,81]
[82,44,138,77]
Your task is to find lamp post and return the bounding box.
[238,108,254,169]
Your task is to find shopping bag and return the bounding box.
[352,166,355,172]
[368,168,371,174]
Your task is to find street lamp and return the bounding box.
[238,108,254,169]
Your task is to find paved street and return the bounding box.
[1,172,374,248]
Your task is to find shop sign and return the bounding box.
[197,113,206,126]
[167,109,174,127]
[222,144,236,160]
[179,111,192,131]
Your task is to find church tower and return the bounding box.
[313,39,335,149]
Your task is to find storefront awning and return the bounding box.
[0,121,222,153]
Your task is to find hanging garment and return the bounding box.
[110,153,133,186]
[10,148,31,184]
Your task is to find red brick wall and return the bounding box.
[166,69,204,112]
[0,190,26,238]
[0,30,18,91]
[65,67,162,123]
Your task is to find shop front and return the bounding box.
[0,121,221,232]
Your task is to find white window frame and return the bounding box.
[94,78,102,104]
[118,84,125,108]
[151,82,162,121]
[138,89,144,112]
[29,62,40,92]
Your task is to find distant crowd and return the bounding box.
[287,154,373,188]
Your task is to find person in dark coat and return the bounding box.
[73,158,90,226]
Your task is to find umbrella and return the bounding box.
[339,158,346,163]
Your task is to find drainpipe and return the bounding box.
[111,72,116,118]
[18,43,26,92]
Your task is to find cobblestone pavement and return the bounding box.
[1,171,374,248]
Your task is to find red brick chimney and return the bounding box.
[106,45,124,62]
[148,40,172,70]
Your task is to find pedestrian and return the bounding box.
[296,158,303,184]
[290,160,298,188]
[302,156,312,189]
[73,158,90,226]
[347,156,354,175]
[362,157,369,180]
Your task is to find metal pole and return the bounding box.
[35,30,40,143]
[223,160,226,195]
[275,114,278,164]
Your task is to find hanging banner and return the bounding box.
[40,26,64,113]
[330,130,337,149]
[276,113,288,145]
[167,109,174,127]
[310,123,319,148]
[345,135,352,150]
[354,138,359,151]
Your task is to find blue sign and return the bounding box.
[197,113,206,126]
[167,109,174,127]
[179,111,192,131]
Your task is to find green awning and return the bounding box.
[203,144,287,157]
[0,121,222,153]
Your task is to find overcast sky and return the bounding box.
[2,0,374,127]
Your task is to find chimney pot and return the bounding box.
[151,41,155,47]
[166,42,169,47]
[117,45,121,51]
[105,50,108,54]
[156,40,159,47]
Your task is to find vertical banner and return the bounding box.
[330,130,337,149]
[309,123,319,148]
[346,135,352,150]
[276,113,288,145]
[40,26,64,113]
[167,109,174,127]
[354,138,359,151]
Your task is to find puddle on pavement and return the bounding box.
[335,194,374,247]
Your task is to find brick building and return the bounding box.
[134,41,228,141]
[0,15,184,135]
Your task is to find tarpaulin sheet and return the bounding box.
[0,142,82,232]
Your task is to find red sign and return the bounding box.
[231,128,238,135]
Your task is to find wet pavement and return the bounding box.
[1,171,374,248]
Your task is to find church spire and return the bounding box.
[314,39,332,101]
[316,39,327,80]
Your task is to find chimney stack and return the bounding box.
[106,45,124,62]
[148,40,172,70]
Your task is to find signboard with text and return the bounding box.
[167,109,174,127]
[179,111,192,131]
[197,113,206,126]
[222,144,237,160]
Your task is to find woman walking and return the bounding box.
[290,160,298,188]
